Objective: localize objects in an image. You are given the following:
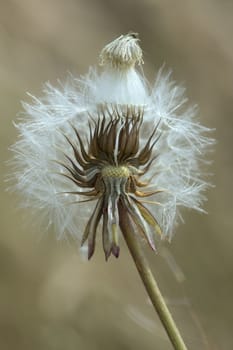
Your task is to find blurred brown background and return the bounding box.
[1,1,233,349]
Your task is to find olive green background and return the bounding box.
[1,1,232,349]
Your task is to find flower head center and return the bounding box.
[101,165,130,179]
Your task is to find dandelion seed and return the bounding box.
[9,33,214,255]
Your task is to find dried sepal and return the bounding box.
[60,106,162,259]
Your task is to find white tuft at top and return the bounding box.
[88,33,147,106]
[99,33,144,69]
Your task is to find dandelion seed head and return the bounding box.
[9,33,214,257]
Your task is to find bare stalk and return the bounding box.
[119,203,188,350]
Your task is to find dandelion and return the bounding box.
[9,33,214,350]
[10,33,213,243]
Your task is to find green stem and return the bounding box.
[119,204,188,350]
